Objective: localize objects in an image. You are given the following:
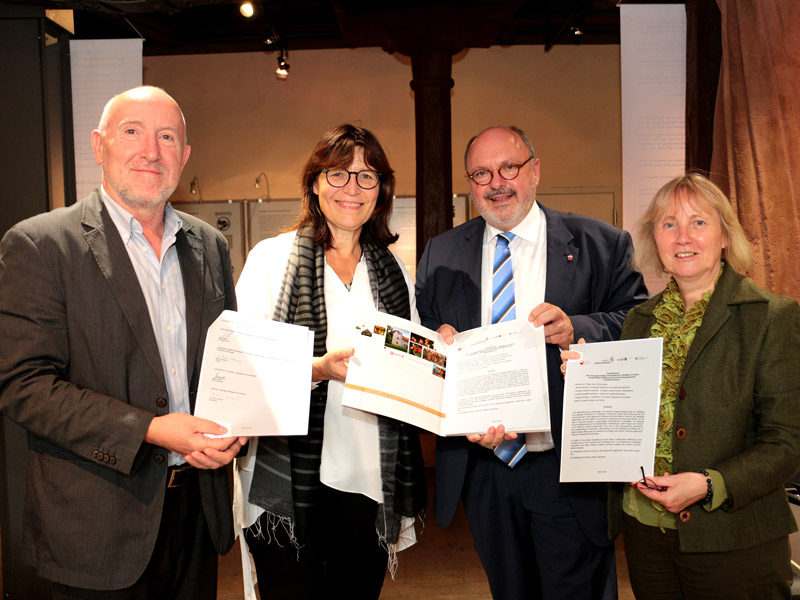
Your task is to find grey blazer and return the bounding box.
[0,190,236,589]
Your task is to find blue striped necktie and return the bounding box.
[492,233,516,324]
[491,232,528,467]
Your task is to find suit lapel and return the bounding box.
[176,221,205,406]
[81,192,166,388]
[541,205,579,307]
[680,265,736,381]
[458,218,484,330]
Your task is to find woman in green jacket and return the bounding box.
[567,173,800,599]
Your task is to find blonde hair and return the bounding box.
[634,173,752,276]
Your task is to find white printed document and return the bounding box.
[194,310,314,436]
[560,338,663,483]
[341,310,550,436]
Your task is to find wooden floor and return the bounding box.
[217,469,635,600]
[1,471,634,599]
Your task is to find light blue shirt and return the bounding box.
[100,187,189,464]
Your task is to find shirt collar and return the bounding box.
[485,200,543,244]
[100,185,182,243]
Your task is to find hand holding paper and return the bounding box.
[528,302,575,350]
[559,337,663,483]
[559,337,586,375]
[342,310,550,436]
[194,310,315,437]
[466,425,519,449]
[312,347,355,383]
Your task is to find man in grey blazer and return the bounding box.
[416,126,648,599]
[0,86,246,598]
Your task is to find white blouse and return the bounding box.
[233,230,419,526]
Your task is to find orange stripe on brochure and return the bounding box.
[344,384,446,418]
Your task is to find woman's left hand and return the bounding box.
[312,347,355,383]
[632,471,710,513]
[559,337,586,377]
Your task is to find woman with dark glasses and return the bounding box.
[233,124,426,599]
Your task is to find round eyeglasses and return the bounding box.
[323,168,381,190]
[466,156,534,186]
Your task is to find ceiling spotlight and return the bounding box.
[571,25,583,37]
[264,35,275,46]
[239,2,254,18]
[275,54,289,80]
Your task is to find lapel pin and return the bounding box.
[567,254,574,261]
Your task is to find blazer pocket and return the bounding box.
[208,293,226,319]
[562,296,591,315]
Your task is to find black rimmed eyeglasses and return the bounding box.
[466,155,534,186]
[323,168,381,190]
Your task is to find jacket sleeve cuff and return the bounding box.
[703,469,729,511]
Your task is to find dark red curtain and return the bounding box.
[710,0,800,299]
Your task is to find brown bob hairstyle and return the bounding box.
[293,124,398,249]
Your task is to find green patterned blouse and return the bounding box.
[623,266,723,529]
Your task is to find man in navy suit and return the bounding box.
[415,126,648,599]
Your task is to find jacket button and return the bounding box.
[156,397,168,408]
[154,454,165,464]
[679,389,686,401]
[103,454,110,462]
[109,456,116,465]
[676,428,687,440]
[679,510,691,522]
[92,450,99,458]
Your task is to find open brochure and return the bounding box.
[559,337,663,483]
[194,310,314,437]
[342,310,550,436]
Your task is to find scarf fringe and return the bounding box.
[248,512,303,559]
[376,527,399,579]
[382,512,427,580]
[249,509,426,580]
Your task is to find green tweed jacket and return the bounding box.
[609,263,800,552]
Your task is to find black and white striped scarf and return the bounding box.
[248,228,426,552]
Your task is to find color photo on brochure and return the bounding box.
[342,309,550,436]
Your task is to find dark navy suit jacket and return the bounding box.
[415,204,648,546]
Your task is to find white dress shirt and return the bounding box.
[481,202,554,451]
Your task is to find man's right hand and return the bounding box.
[437,323,459,344]
[144,413,248,469]
[467,424,518,449]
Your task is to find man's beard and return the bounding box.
[107,176,175,210]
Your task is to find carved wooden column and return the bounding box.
[335,2,522,255]
[410,50,454,260]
